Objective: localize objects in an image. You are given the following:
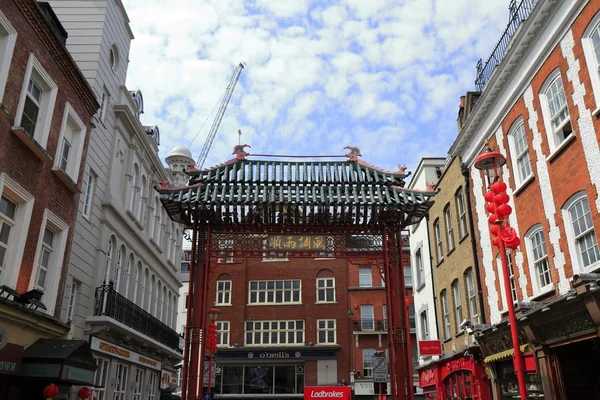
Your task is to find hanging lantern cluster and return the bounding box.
[205,322,219,352]
[483,181,520,249]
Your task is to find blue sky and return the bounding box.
[123,0,511,175]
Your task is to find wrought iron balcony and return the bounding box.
[475,0,535,91]
[94,283,181,352]
[353,319,388,333]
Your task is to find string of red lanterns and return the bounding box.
[42,384,91,400]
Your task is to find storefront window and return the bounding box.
[496,360,544,399]
[245,366,273,394]
[221,366,243,394]
[443,371,474,400]
[215,364,305,395]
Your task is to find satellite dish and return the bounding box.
[0,327,8,350]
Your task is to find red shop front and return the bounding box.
[418,351,491,400]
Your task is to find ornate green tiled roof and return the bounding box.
[158,152,436,227]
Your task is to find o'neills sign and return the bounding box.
[304,386,351,399]
[90,337,161,370]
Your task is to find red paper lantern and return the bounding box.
[78,387,92,399]
[491,181,507,194]
[488,214,499,224]
[486,203,496,213]
[491,237,500,247]
[43,384,59,398]
[493,193,510,205]
[484,190,495,202]
[502,227,521,249]
[496,204,512,218]
[490,225,501,236]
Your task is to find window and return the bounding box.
[414,248,424,288]
[184,293,189,309]
[181,261,190,273]
[128,164,139,214]
[217,321,230,346]
[452,280,463,331]
[360,304,374,331]
[465,269,478,324]
[66,280,79,320]
[497,252,517,309]
[525,226,552,292]
[362,349,376,377]
[148,372,158,400]
[14,54,58,148]
[99,87,109,122]
[316,278,335,303]
[317,319,336,344]
[216,280,232,305]
[0,11,17,105]
[419,310,429,340]
[137,175,147,222]
[249,280,301,304]
[508,120,532,185]
[32,209,69,315]
[218,239,234,263]
[358,267,372,287]
[245,320,304,345]
[110,44,119,72]
[404,266,413,287]
[53,103,86,182]
[456,189,468,239]
[92,357,109,400]
[563,193,600,270]
[444,205,455,252]
[383,304,388,330]
[114,363,129,400]
[0,195,17,279]
[132,368,144,400]
[82,170,96,218]
[434,219,443,262]
[408,304,415,332]
[441,290,450,339]
[540,71,572,151]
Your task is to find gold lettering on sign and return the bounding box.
[139,356,157,367]
[267,235,327,250]
[283,236,297,249]
[99,342,131,359]
[298,237,312,249]
[268,236,282,249]
[312,236,325,250]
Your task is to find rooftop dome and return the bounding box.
[167,145,193,160]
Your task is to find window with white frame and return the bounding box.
[113,362,128,400]
[128,164,139,214]
[216,280,232,305]
[0,174,34,289]
[563,193,600,270]
[66,280,79,321]
[404,266,413,287]
[316,277,335,303]
[525,226,552,292]
[414,248,424,288]
[92,357,109,400]
[32,210,68,314]
[53,103,86,182]
[14,54,58,147]
[582,19,600,109]
[249,279,301,304]
[451,280,462,331]
[362,348,376,377]
[317,319,336,344]
[434,219,443,262]
[358,267,372,287]
[132,368,144,400]
[465,268,479,324]
[441,290,450,339]
[217,321,230,346]
[408,304,415,332]
[82,170,96,219]
[148,371,158,400]
[245,320,304,345]
[262,239,287,261]
[497,252,518,309]
[137,175,147,222]
[444,205,455,252]
[419,310,429,340]
[383,304,388,329]
[360,304,374,331]
[508,119,532,185]
[217,239,234,263]
[540,71,572,152]
[0,12,17,105]
[114,246,125,292]
[456,189,468,239]
[98,86,109,122]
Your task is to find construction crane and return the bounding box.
[196,62,245,169]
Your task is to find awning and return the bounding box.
[484,344,531,364]
[21,339,97,385]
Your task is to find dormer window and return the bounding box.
[131,90,144,118]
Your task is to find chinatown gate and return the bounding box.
[158,146,436,400]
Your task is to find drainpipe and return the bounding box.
[461,163,487,324]
[424,214,441,340]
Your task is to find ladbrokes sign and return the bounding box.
[304,386,351,400]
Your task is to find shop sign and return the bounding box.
[355,382,391,395]
[64,366,95,384]
[161,369,178,389]
[418,340,442,356]
[266,235,327,250]
[419,367,437,387]
[21,363,61,378]
[216,349,337,360]
[304,386,351,399]
[0,343,23,375]
[90,337,161,370]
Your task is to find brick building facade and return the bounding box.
[0,0,98,397]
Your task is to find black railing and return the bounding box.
[475,0,535,91]
[94,283,182,352]
[353,319,388,332]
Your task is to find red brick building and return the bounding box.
[0,0,97,396]
[450,0,600,399]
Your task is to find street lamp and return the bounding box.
[206,307,220,398]
[474,146,527,400]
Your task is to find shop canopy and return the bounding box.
[158,154,437,228]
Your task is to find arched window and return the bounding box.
[444,204,455,252]
[138,175,147,222]
[157,281,163,321]
[316,269,335,303]
[133,261,142,305]
[440,289,450,339]
[524,224,552,294]
[153,197,161,243]
[173,228,180,264]
[152,276,158,315]
[129,164,139,213]
[114,245,125,291]
[166,223,172,261]
[507,118,532,187]
[172,294,177,328]
[162,286,167,323]
[464,268,478,324]
[104,236,115,283]
[539,69,573,153]
[562,192,600,271]
[124,253,133,298]
[142,268,149,310]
